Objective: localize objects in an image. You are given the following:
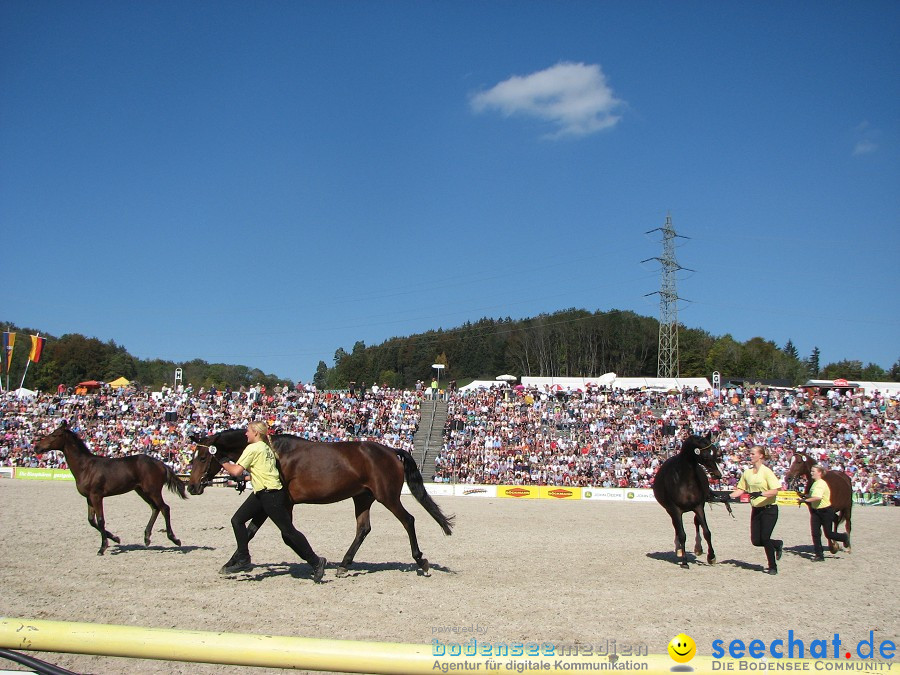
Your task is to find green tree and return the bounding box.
[807,347,821,378]
[705,335,741,376]
[861,363,886,380]
[313,361,328,389]
[782,339,799,360]
[821,360,863,380]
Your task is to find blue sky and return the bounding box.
[2,1,898,383]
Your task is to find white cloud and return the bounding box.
[852,121,879,156]
[853,140,877,156]
[470,62,624,139]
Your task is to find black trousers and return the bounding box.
[810,506,849,556]
[750,504,782,569]
[230,488,318,566]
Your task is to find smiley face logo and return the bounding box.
[668,633,696,664]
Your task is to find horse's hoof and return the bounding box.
[420,558,431,576]
[111,536,121,544]
[97,550,105,556]
[335,567,349,578]
[679,562,689,569]
[172,538,181,547]
[708,556,717,565]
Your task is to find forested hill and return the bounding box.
[314,308,898,391]
[0,324,284,393]
[4,310,896,392]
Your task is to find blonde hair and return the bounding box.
[248,420,275,449]
[752,445,769,460]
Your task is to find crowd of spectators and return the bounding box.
[0,382,422,474]
[433,384,900,499]
[2,380,899,501]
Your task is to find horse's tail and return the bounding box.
[165,464,188,500]
[397,448,454,535]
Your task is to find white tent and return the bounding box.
[459,380,505,391]
[14,388,36,398]
[521,376,712,391]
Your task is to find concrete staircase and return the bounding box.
[414,398,448,481]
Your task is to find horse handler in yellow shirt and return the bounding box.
[729,445,785,575]
[218,421,327,582]
[801,463,850,561]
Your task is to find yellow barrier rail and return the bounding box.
[0,617,827,674]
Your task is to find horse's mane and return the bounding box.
[58,424,94,455]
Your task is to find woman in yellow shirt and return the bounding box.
[801,464,850,561]
[218,421,326,582]
[729,445,784,575]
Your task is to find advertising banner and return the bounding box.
[413,483,455,497]
[537,486,582,500]
[15,468,75,481]
[496,485,538,499]
[582,488,625,501]
[454,485,497,498]
[622,488,655,502]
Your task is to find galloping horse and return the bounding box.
[187,430,454,576]
[34,421,187,555]
[785,452,853,553]
[652,433,730,568]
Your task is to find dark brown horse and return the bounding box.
[187,429,454,576]
[34,421,187,555]
[652,433,731,568]
[785,452,853,553]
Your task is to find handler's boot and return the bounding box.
[220,555,252,575]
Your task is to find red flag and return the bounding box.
[29,335,46,363]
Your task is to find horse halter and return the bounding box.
[693,440,719,457]
[191,441,222,488]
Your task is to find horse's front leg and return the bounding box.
[693,514,704,556]
[90,497,119,555]
[694,506,716,565]
[337,494,375,577]
[668,510,689,568]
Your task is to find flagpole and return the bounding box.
[19,333,40,390]
[2,326,8,393]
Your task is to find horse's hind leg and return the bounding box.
[829,513,841,554]
[159,499,181,547]
[836,507,852,552]
[383,496,429,576]
[336,493,375,577]
[137,488,180,547]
